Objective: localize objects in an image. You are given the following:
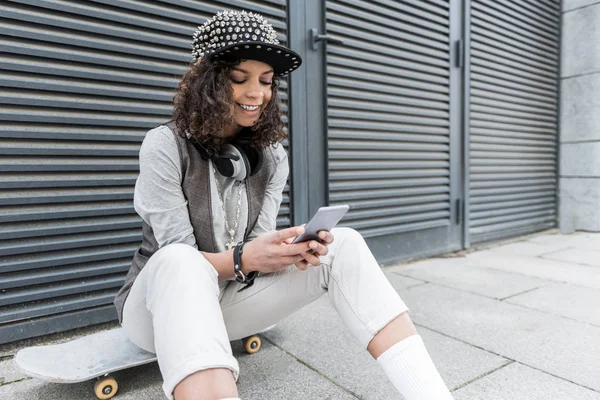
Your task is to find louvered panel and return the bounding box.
[326,0,451,240]
[0,276,125,308]
[1,243,141,274]
[0,292,117,324]
[0,259,132,290]
[1,230,142,256]
[0,0,291,344]
[468,0,559,243]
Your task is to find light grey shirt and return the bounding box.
[133,125,289,288]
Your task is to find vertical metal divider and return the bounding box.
[304,0,328,216]
[288,0,309,225]
[321,0,331,207]
[450,0,467,249]
[555,2,563,231]
[462,0,472,249]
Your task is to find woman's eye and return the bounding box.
[231,78,245,84]
[261,81,273,85]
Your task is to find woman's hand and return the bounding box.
[242,226,314,274]
[285,230,335,271]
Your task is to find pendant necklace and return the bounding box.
[212,161,244,250]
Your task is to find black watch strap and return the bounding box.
[233,241,247,283]
[233,241,259,292]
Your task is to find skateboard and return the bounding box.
[14,328,263,399]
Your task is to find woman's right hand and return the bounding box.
[242,226,314,274]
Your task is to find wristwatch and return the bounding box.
[233,241,248,283]
[233,241,259,291]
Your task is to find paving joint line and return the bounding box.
[535,246,573,258]
[430,262,598,292]
[260,335,363,399]
[413,323,600,393]
[507,361,600,394]
[395,274,517,303]
[499,299,600,329]
[0,377,31,388]
[396,274,600,328]
[499,286,542,301]
[450,360,515,392]
[412,322,513,362]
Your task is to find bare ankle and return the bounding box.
[173,368,238,400]
[368,311,417,359]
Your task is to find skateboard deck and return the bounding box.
[14,327,264,399]
[15,328,156,384]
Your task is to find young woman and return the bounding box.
[114,9,453,400]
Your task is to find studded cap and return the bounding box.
[191,10,302,76]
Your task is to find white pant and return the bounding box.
[122,227,409,399]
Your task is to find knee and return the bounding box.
[331,227,365,246]
[329,227,377,273]
[150,243,218,282]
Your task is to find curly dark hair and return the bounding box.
[172,56,286,157]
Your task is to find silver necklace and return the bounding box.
[211,162,244,250]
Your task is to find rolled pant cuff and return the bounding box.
[162,353,240,400]
[362,304,410,349]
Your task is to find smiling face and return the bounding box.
[224,59,274,136]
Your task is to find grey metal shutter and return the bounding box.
[0,0,291,344]
[325,0,456,259]
[468,0,560,243]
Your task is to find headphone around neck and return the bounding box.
[191,135,264,181]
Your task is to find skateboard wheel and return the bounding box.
[243,336,261,354]
[94,376,118,400]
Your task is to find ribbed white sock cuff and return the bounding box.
[377,334,453,400]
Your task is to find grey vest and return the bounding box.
[113,122,276,322]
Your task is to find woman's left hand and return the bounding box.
[285,230,334,270]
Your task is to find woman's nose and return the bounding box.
[245,88,264,100]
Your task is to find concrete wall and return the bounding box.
[559,0,600,232]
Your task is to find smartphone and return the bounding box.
[291,205,350,244]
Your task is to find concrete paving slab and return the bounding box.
[0,362,164,400]
[526,232,583,246]
[0,358,27,386]
[263,295,509,398]
[542,248,600,267]
[505,282,600,326]
[383,270,427,289]
[562,233,600,251]
[0,338,358,400]
[487,241,573,257]
[234,340,358,400]
[388,259,548,300]
[528,232,600,251]
[402,283,600,392]
[453,362,600,400]
[262,296,398,400]
[464,251,600,290]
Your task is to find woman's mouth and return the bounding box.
[237,103,261,115]
[238,103,260,111]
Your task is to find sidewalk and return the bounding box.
[1,230,599,399]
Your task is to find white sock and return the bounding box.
[377,334,453,400]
